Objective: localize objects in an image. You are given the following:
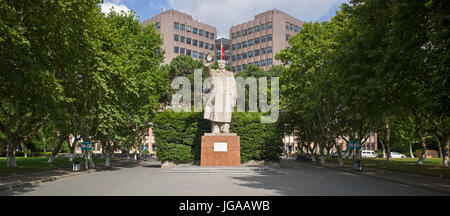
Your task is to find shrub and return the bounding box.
[152,111,284,163]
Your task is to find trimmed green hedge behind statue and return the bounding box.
[153,111,284,163]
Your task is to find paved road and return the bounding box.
[3,160,446,196]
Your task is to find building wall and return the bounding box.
[229,9,303,72]
[142,9,217,65]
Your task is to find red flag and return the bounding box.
[221,46,224,60]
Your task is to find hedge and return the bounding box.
[152,111,285,163]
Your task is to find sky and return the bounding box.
[100,0,349,39]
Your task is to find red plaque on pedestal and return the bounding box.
[201,134,240,166]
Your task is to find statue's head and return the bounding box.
[218,60,226,69]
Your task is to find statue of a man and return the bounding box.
[203,54,237,134]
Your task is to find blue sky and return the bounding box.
[101,0,348,38]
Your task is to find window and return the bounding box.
[243,29,247,36]
[242,41,247,48]
[186,49,191,56]
[255,37,260,44]
[255,25,260,32]
[210,33,214,39]
[261,35,266,43]
[255,49,260,56]
[237,54,242,60]
[242,53,247,59]
[248,27,253,34]
[232,66,236,72]
[237,43,241,49]
[243,64,247,70]
[232,55,236,61]
[248,51,253,57]
[290,23,294,31]
[267,34,272,41]
[187,25,191,32]
[237,31,241,37]
[267,46,272,53]
[174,34,179,41]
[193,51,197,58]
[193,27,198,34]
[156,22,161,28]
[199,29,204,36]
[199,41,204,48]
[232,44,236,51]
[261,23,266,30]
[199,52,204,59]
[286,34,290,41]
[237,65,242,72]
[205,43,209,49]
[255,61,260,67]
[180,36,185,43]
[186,37,191,45]
[295,25,301,33]
[174,22,179,29]
[174,46,179,53]
[261,59,266,66]
[267,58,272,65]
[193,39,198,46]
[232,33,237,39]
[180,48,185,55]
[261,47,266,54]
[267,22,272,28]
[248,39,253,46]
[205,31,209,38]
[286,22,290,30]
[180,24,185,31]
[210,44,214,50]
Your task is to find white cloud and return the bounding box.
[165,0,348,38]
[101,1,131,14]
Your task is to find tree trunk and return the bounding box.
[311,143,317,162]
[436,136,443,158]
[379,137,386,158]
[409,142,415,158]
[336,142,344,166]
[6,138,18,167]
[48,135,65,164]
[417,134,427,166]
[105,146,111,167]
[127,147,131,161]
[441,135,449,168]
[24,144,28,158]
[319,143,326,165]
[385,118,392,163]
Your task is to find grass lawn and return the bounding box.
[331,158,450,178]
[0,157,110,176]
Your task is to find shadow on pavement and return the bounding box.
[0,160,158,196]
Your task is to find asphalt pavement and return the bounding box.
[2,160,446,196]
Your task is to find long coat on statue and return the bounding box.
[203,68,237,123]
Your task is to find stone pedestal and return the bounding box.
[201,134,240,166]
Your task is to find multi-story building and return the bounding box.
[215,38,231,66]
[229,9,303,72]
[142,9,217,64]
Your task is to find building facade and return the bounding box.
[142,9,217,64]
[215,38,231,66]
[230,9,303,72]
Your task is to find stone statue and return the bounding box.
[203,54,237,134]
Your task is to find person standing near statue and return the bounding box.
[203,53,237,134]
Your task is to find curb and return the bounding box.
[317,163,450,195]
